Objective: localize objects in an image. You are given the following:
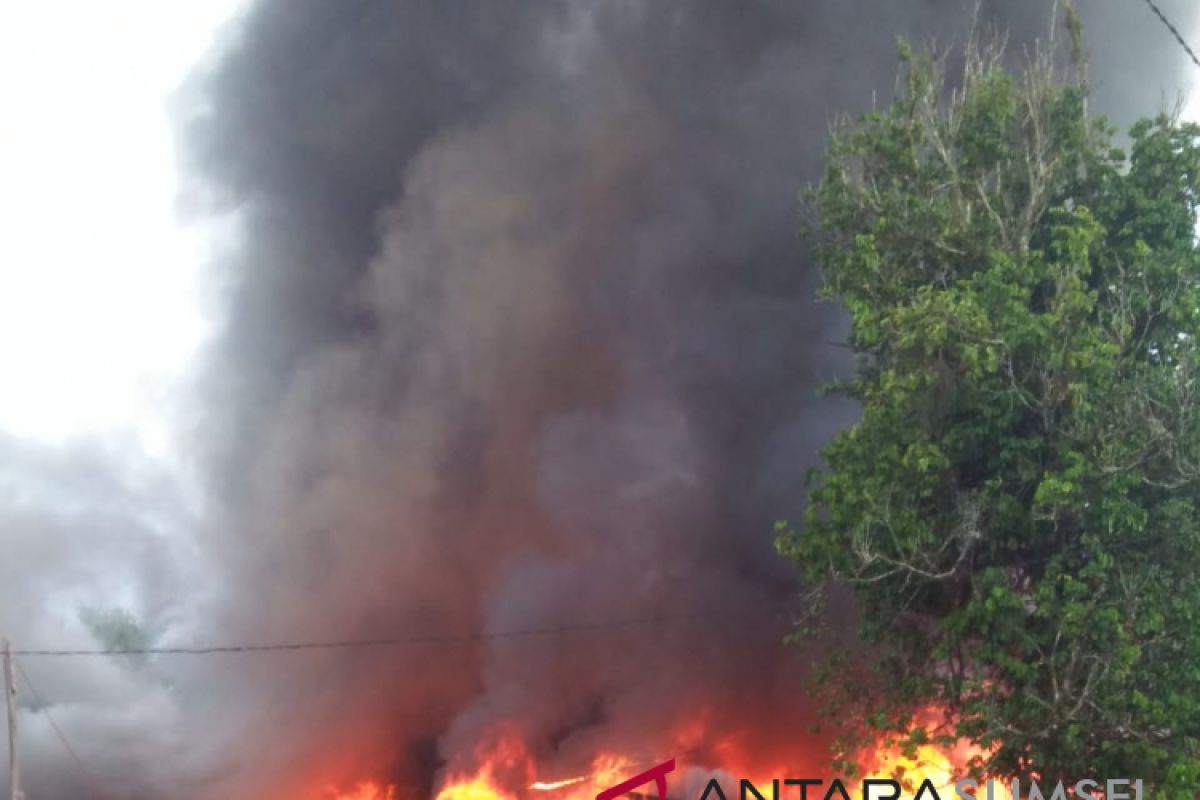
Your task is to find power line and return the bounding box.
[10,608,768,658]
[1141,0,1200,70]
[13,660,103,799]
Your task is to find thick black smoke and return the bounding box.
[4,2,1197,799]
[173,2,1199,797]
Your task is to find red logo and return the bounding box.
[596,759,676,800]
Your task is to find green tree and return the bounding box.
[80,605,152,668]
[777,37,1200,794]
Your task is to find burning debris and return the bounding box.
[325,727,1009,800]
[313,701,1013,800]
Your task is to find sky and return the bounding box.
[1,2,1200,799]
[0,0,244,452]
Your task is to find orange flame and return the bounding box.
[436,773,513,800]
[328,781,397,800]
[436,747,642,800]
[858,718,1011,799]
[334,708,1011,800]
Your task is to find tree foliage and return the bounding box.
[80,605,152,668]
[777,37,1200,793]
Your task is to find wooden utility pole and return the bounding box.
[2,638,19,800]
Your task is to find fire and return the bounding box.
[863,742,959,792]
[435,740,638,800]
[433,728,536,800]
[436,774,513,800]
[858,721,1011,799]
[337,709,1009,800]
[530,777,587,791]
[328,781,397,800]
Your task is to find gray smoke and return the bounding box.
[3,2,1198,798]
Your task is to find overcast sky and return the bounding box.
[0,0,244,450]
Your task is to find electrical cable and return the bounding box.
[10,608,769,658]
[13,658,104,799]
[1141,0,1200,70]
